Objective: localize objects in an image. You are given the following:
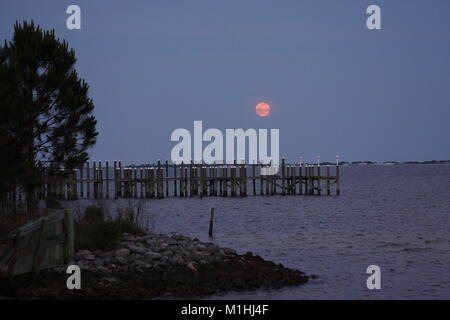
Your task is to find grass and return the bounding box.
[75,206,146,252]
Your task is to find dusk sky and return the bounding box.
[1,0,449,164]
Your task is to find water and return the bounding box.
[66,164,450,299]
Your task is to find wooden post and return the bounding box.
[199,163,206,198]
[260,163,264,195]
[93,160,98,198]
[126,167,131,198]
[306,165,310,195]
[218,165,222,196]
[140,167,144,198]
[327,165,331,196]
[32,218,48,279]
[156,164,160,198]
[99,160,103,198]
[222,166,228,197]
[252,162,256,196]
[299,163,303,195]
[239,160,245,197]
[265,163,269,195]
[243,162,248,196]
[144,167,149,198]
[286,165,291,195]
[65,210,75,263]
[336,164,340,196]
[317,163,321,196]
[281,158,286,195]
[104,160,109,199]
[86,161,90,199]
[134,167,138,198]
[79,164,84,198]
[209,165,213,196]
[291,165,296,195]
[290,165,294,194]
[208,208,215,237]
[117,160,122,198]
[231,160,236,197]
[165,160,169,197]
[149,167,155,198]
[212,164,217,196]
[189,161,194,197]
[179,162,184,197]
[173,163,178,197]
[184,167,188,197]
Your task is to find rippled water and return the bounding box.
[66,164,450,299]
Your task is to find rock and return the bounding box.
[186,261,197,273]
[100,251,114,258]
[132,260,147,269]
[196,244,206,251]
[75,250,91,259]
[127,253,142,262]
[115,257,127,265]
[94,259,104,267]
[161,250,173,257]
[122,233,137,241]
[144,252,162,260]
[97,266,110,273]
[84,254,96,261]
[127,245,147,254]
[222,248,237,256]
[8,230,310,300]
[115,248,130,258]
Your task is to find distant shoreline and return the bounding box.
[333,160,450,166]
[126,160,450,168]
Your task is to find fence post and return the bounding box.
[7,229,21,281]
[65,210,75,263]
[32,218,48,279]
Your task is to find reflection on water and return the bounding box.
[63,164,450,299]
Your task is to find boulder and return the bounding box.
[115,248,130,258]
[127,245,147,254]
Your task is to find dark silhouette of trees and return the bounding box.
[0,21,97,217]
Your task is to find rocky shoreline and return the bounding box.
[4,232,309,299]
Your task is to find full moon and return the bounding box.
[255,102,270,117]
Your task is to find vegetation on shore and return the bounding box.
[75,205,146,252]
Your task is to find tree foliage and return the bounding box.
[0,21,97,213]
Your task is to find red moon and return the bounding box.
[255,102,270,117]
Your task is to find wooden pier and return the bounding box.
[40,158,341,200]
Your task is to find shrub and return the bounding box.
[74,206,146,251]
[75,220,122,251]
[45,197,62,209]
[83,206,104,223]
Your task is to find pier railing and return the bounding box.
[38,159,340,200]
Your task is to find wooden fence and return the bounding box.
[38,158,341,200]
[0,209,74,279]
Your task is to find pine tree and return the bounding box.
[0,21,98,216]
